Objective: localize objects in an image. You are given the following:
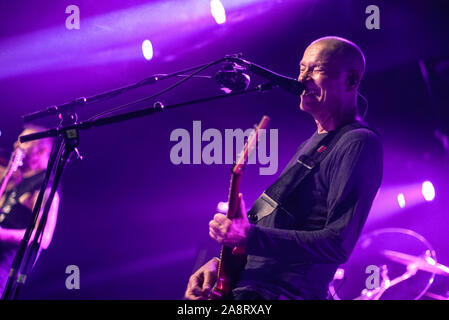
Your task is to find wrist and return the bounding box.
[237,223,254,249]
[246,223,255,242]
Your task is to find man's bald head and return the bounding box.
[298,36,366,123]
[307,36,366,85]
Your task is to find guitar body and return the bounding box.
[209,116,270,300]
[210,245,247,299]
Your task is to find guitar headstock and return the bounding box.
[233,115,270,174]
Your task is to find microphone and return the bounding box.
[225,56,305,96]
[214,62,250,93]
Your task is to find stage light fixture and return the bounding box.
[210,0,226,24]
[397,193,406,208]
[422,181,435,201]
[142,39,154,61]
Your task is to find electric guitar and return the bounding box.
[209,115,270,299]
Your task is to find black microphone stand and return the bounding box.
[22,58,230,123]
[1,77,275,299]
[3,57,235,300]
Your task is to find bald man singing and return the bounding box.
[185,36,383,300]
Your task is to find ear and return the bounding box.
[345,70,360,91]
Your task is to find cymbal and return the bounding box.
[382,250,449,276]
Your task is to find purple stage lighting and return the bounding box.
[368,179,439,224]
[0,0,282,78]
[142,39,154,61]
[210,0,226,24]
[421,181,435,201]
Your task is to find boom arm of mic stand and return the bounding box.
[20,84,270,143]
[22,58,228,123]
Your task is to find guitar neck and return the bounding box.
[226,172,242,220]
[211,115,270,299]
[212,171,243,299]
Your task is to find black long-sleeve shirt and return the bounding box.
[233,124,383,299]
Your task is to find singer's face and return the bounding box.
[298,43,347,116]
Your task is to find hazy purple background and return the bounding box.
[0,0,448,299]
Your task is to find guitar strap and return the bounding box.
[247,120,373,223]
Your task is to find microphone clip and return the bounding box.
[215,61,250,93]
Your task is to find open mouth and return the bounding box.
[302,89,319,97]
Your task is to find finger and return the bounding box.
[214,213,229,224]
[185,281,203,300]
[209,229,223,244]
[192,286,205,296]
[213,215,231,233]
[209,228,220,240]
[191,272,201,285]
[235,193,247,220]
[186,288,206,300]
[239,193,246,214]
[209,219,220,230]
[202,272,213,293]
[209,220,226,236]
[185,286,199,298]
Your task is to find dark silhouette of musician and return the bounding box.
[0,126,59,295]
